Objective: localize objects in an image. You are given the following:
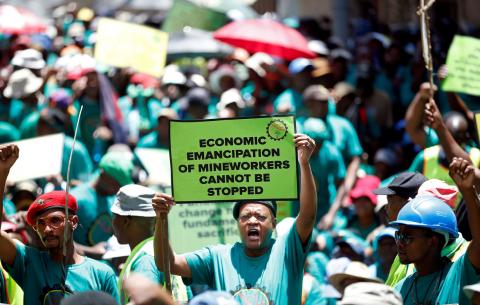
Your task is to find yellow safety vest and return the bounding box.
[118,237,189,305]
[423,145,480,185]
[1,262,24,305]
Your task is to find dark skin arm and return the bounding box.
[0,144,20,266]
[449,157,480,270]
[405,82,436,148]
[424,99,472,163]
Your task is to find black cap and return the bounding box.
[373,172,427,199]
[233,200,277,220]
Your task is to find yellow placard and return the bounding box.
[94,18,168,77]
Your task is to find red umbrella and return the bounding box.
[0,5,47,35]
[213,19,315,61]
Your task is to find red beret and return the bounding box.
[26,191,78,226]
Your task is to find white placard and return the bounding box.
[7,133,65,183]
[135,148,171,186]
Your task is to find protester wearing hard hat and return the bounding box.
[391,157,480,305]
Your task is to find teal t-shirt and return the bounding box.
[71,183,114,246]
[3,197,16,216]
[184,220,311,305]
[6,242,119,305]
[62,136,93,183]
[0,121,20,144]
[273,88,308,117]
[395,254,480,305]
[19,111,40,139]
[130,252,163,284]
[325,114,363,164]
[137,131,168,149]
[310,141,346,221]
[74,97,102,156]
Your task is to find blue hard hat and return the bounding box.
[389,196,458,238]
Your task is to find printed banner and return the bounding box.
[169,116,298,203]
[442,35,480,96]
[94,18,168,77]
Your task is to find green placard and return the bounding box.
[442,35,480,96]
[169,116,298,203]
[162,0,228,33]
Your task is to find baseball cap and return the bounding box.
[26,191,78,226]
[417,179,458,208]
[349,176,381,205]
[232,200,277,220]
[111,184,156,217]
[99,152,134,187]
[373,172,427,198]
[288,58,314,75]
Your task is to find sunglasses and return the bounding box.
[394,231,431,245]
[33,215,67,231]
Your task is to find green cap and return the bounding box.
[99,152,134,186]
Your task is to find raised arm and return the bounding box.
[425,99,471,163]
[449,157,480,269]
[0,144,21,266]
[294,134,317,244]
[405,83,434,148]
[152,193,192,278]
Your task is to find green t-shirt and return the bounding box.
[74,98,102,156]
[395,254,480,305]
[184,220,311,305]
[137,131,168,149]
[325,114,363,164]
[310,141,346,221]
[71,183,114,246]
[61,136,93,183]
[5,242,119,305]
[19,111,40,139]
[0,121,20,144]
[273,88,306,116]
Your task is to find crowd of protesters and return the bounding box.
[1,2,480,305]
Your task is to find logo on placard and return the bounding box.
[266,119,288,141]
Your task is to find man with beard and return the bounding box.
[152,134,317,305]
[0,144,118,305]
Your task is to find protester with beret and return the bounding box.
[0,144,119,305]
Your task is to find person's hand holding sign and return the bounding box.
[294,134,316,165]
[152,193,175,216]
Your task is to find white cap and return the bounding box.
[217,88,245,111]
[111,184,156,217]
